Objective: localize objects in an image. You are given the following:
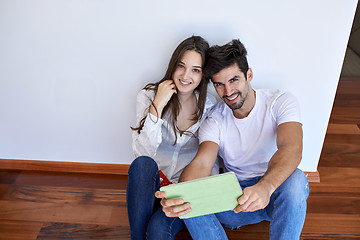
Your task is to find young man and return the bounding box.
[156,39,309,240]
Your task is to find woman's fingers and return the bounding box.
[155,191,191,218]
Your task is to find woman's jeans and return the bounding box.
[184,168,309,240]
[126,156,185,240]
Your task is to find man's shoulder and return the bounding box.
[257,89,296,105]
[257,88,283,100]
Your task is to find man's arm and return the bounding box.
[234,122,303,213]
[179,141,219,182]
[155,141,219,218]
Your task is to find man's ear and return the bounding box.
[247,68,253,82]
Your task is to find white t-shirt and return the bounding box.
[132,89,217,183]
[199,89,301,181]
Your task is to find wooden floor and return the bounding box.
[0,78,359,239]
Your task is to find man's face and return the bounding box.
[212,63,252,111]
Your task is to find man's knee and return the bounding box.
[277,168,309,205]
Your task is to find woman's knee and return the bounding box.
[128,156,158,177]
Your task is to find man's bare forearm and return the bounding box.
[257,122,303,194]
[179,141,219,182]
[179,160,212,182]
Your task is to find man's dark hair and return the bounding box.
[204,39,249,80]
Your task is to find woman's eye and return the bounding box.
[177,64,184,68]
[193,68,201,73]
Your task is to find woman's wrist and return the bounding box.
[149,100,164,118]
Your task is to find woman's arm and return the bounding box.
[132,81,177,157]
[132,90,164,157]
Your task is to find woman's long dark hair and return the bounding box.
[131,36,210,144]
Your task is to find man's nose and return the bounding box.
[224,85,232,96]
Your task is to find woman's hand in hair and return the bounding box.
[150,80,177,117]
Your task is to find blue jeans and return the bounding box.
[184,169,309,240]
[126,156,185,240]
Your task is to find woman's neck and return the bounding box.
[177,91,196,104]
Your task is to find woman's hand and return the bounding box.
[150,80,177,117]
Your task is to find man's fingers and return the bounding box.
[237,191,249,205]
[235,191,255,213]
[238,201,260,213]
[233,205,243,214]
[245,201,262,212]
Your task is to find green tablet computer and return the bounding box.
[160,172,243,219]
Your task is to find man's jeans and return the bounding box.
[126,156,185,240]
[184,169,309,240]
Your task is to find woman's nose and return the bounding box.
[182,69,191,79]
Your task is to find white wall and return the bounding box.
[0,0,357,171]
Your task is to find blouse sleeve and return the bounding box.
[132,89,164,158]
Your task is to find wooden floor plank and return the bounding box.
[14,171,127,189]
[0,220,43,240]
[321,142,360,156]
[2,185,126,206]
[317,167,360,187]
[0,184,11,199]
[334,78,360,95]
[319,155,360,168]
[332,107,360,119]
[0,200,113,225]
[326,124,360,135]
[108,206,129,227]
[323,133,360,144]
[333,94,360,108]
[309,184,360,197]
[36,223,130,240]
[307,196,360,214]
[301,233,360,239]
[303,213,360,235]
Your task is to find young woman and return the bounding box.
[127,36,217,239]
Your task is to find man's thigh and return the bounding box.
[215,209,269,230]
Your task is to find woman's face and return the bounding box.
[172,50,203,95]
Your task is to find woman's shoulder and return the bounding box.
[206,101,228,120]
[205,92,219,108]
[136,88,156,102]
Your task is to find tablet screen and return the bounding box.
[160,172,243,219]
